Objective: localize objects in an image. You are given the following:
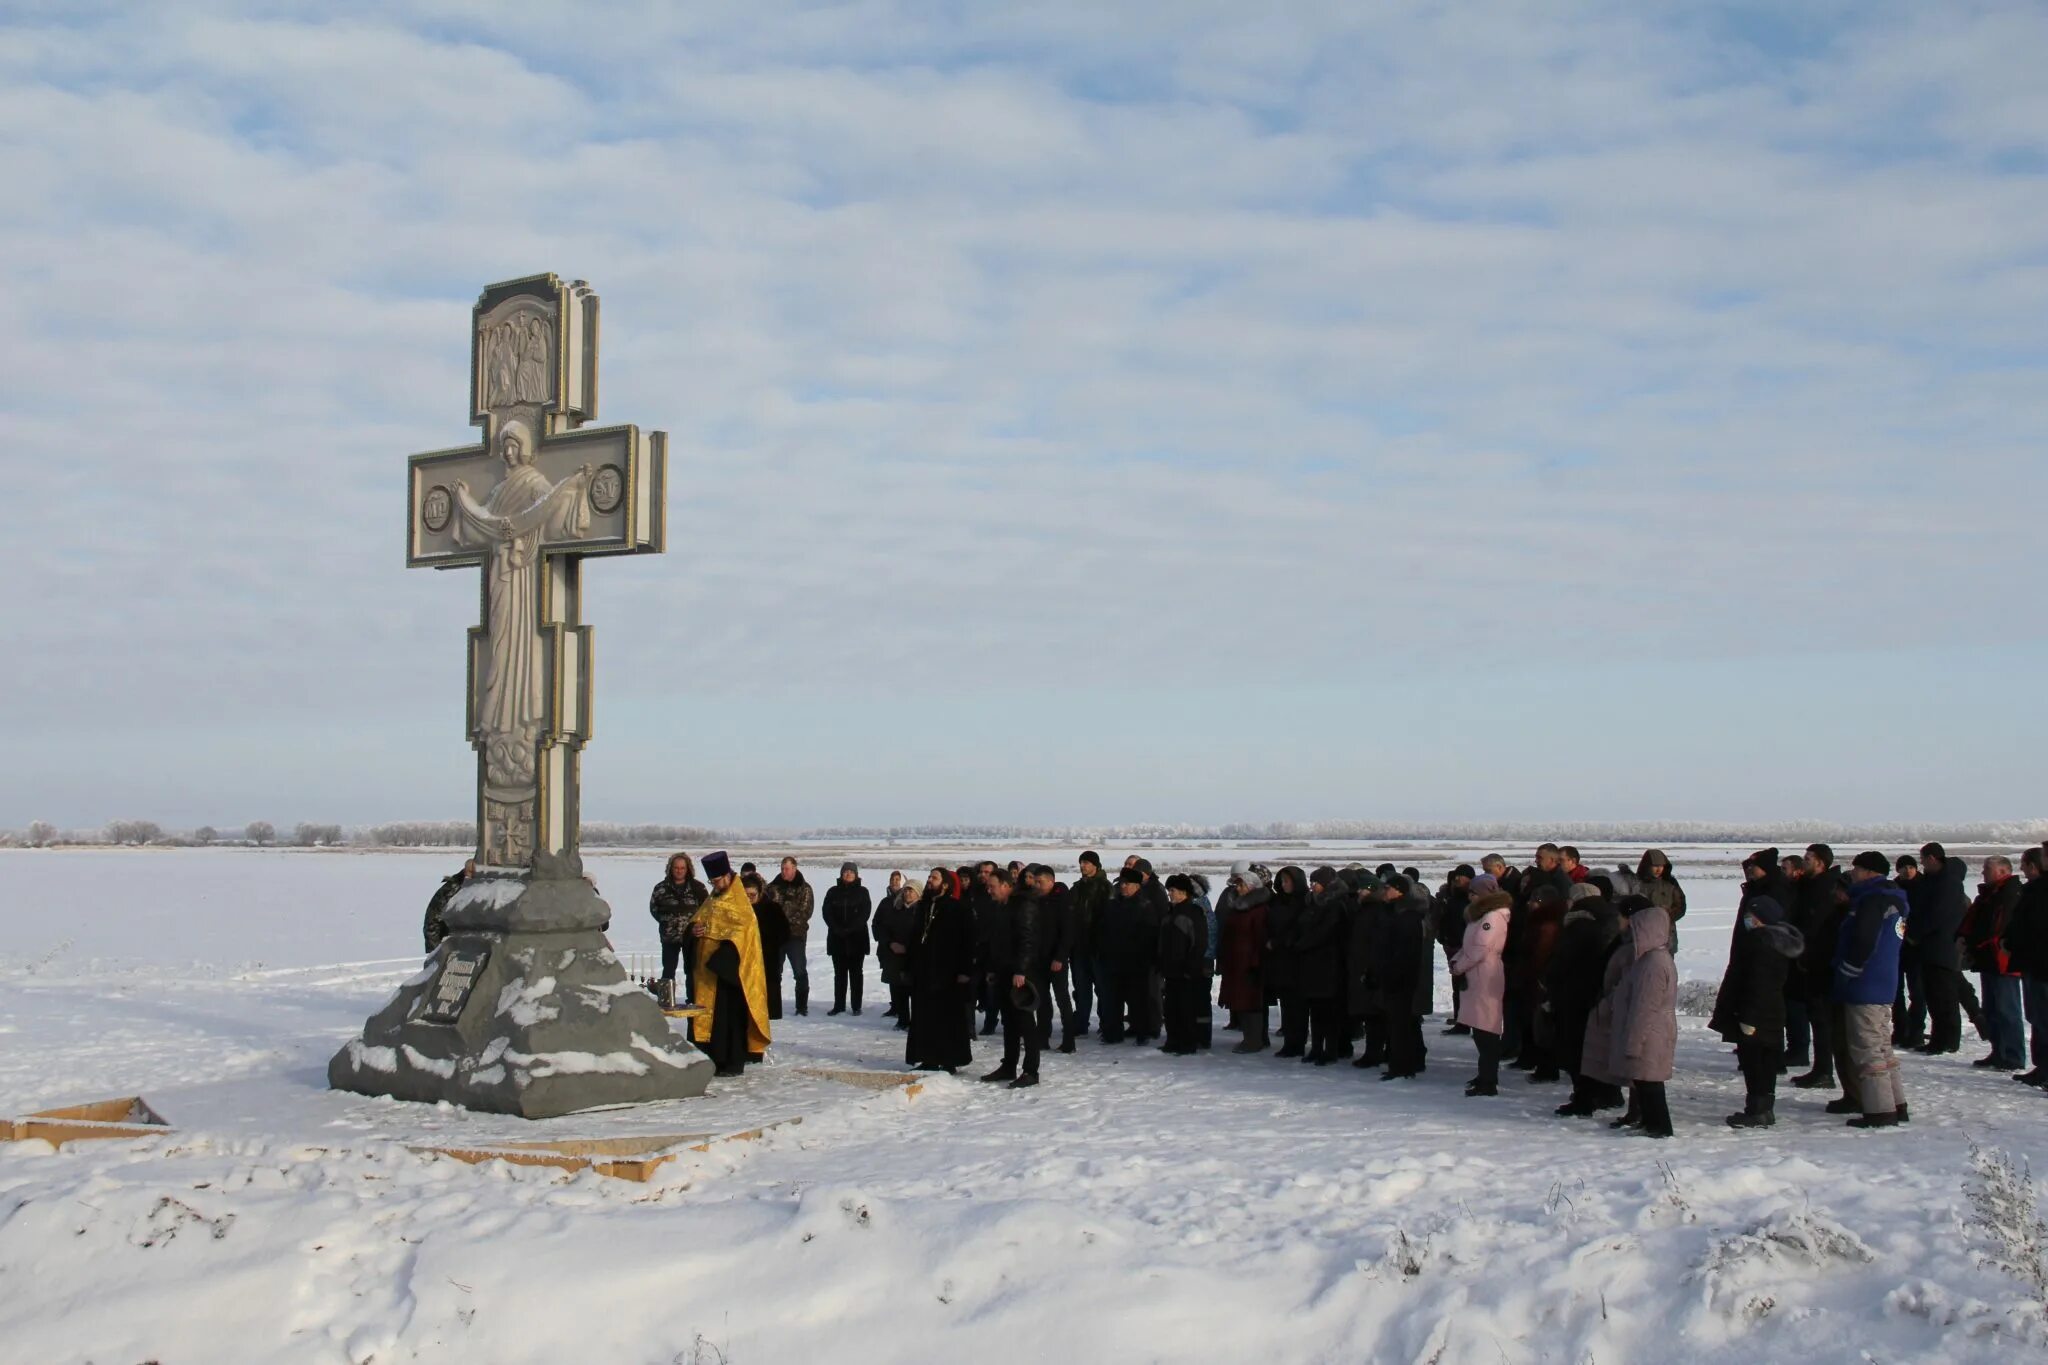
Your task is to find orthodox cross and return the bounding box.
[406,274,666,872]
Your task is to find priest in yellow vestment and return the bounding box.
[691,851,771,1075]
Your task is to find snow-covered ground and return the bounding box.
[2,845,2045,1363]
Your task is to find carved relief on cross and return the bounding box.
[406,274,667,872]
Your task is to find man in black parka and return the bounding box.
[1298,868,1352,1065]
[1711,886,1805,1127]
[1790,844,1847,1090]
[820,862,872,1016]
[1913,842,1976,1055]
[980,869,1046,1089]
[1375,875,1434,1080]
[1544,888,1626,1117]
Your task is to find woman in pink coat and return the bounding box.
[1450,889,1513,1096]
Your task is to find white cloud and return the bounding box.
[2,1,2044,825]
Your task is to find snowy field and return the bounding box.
[2,844,2045,1363]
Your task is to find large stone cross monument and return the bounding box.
[329,274,710,1117]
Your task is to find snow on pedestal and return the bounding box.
[328,874,711,1118]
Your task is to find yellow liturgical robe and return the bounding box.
[692,880,771,1055]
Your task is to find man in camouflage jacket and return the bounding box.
[761,857,817,1015]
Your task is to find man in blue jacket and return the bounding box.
[1833,851,1910,1129]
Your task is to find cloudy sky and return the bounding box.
[5,1,2045,830]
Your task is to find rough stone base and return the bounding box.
[328,875,711,1118]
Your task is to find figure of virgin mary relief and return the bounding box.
[450,418,592,864]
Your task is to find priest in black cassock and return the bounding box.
[691,851,771,1078]
[907,867,976,1073]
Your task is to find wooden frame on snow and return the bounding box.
[2,1096,172,1149]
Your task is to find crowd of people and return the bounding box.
[424,838,2048,1120]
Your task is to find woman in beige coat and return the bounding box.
[1581,900,1678,1137]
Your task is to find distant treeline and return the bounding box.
[797,819,2048,846]
[6,816,2046,850]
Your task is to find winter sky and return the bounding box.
[5,2,2046,830]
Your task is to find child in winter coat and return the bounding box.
[1450,889,1513,1096]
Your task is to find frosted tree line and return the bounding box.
[2,817,2044,850]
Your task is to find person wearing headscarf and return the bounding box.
[872,871,917,1027]
[690,852,771,1078]
[1216,862,1271,1052]
[1583,898,1678,1138]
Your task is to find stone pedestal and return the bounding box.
[328,872,711,1118]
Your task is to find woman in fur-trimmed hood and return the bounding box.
[1582,901,1679,1137]
[1451,891,1513,1035]
[1450,890,1512,1095]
